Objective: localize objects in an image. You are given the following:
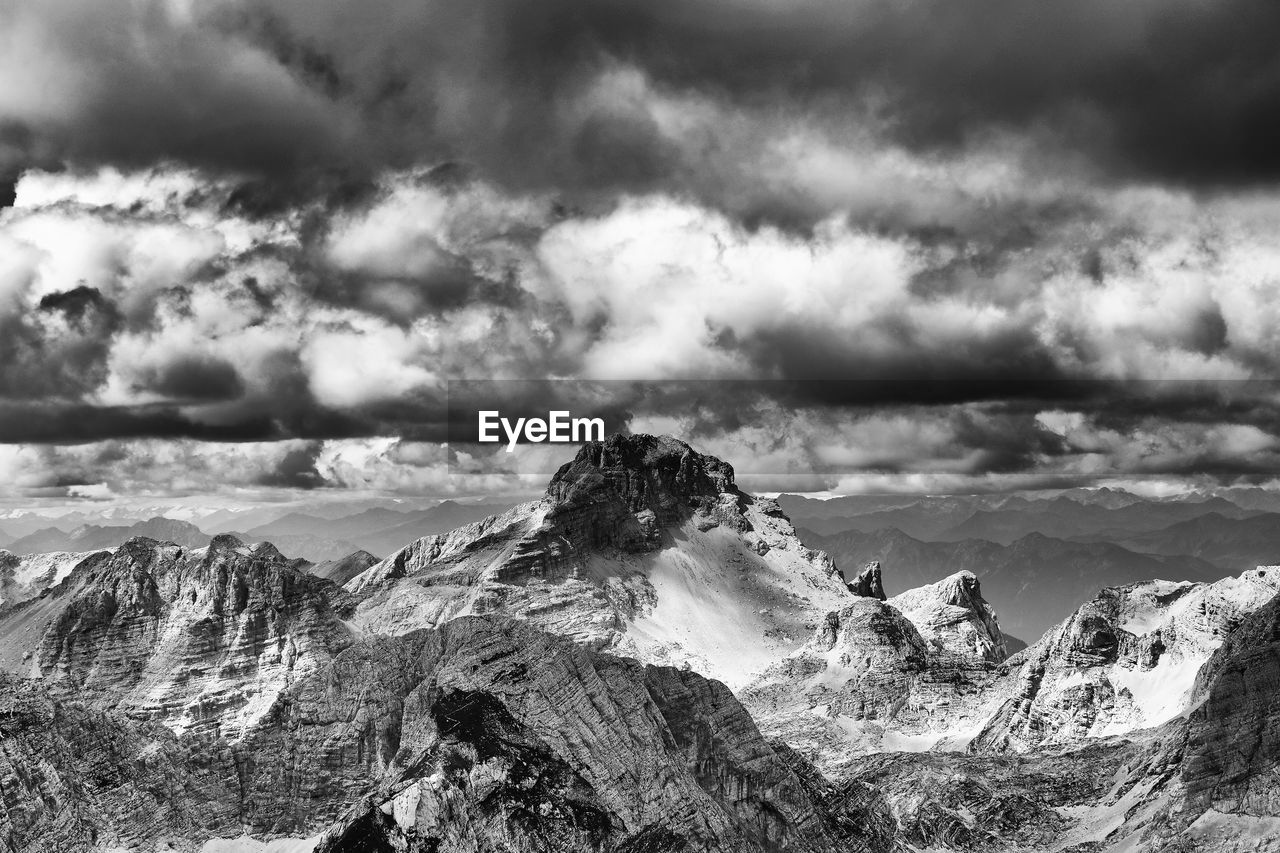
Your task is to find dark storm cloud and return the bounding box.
[256,442,327,489]
[0,402,277,444]
[10,0,1280,215]
[129,355,246,402]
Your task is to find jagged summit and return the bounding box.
[548,433,738,513]
[539,434,746,554]
[849,561,886,599]
[0,533,354,739]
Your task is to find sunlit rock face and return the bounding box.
[972,568,1280,753]
[0,549,102,609]
[343,434,853,689]
[739,578,1017,775]
[888,570,1008,664]
[1,535,355,740]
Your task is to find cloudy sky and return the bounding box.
[3,0,1280,502]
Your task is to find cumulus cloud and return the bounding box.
[5,1,1280,498]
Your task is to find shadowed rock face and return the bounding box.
[514,433,749,574]
[849,561,886,600]
[1179,580,1280,813]
[0,674,243,850]
[297,618,885,853]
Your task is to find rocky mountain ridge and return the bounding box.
[3,436,1280,851]
[342,434,854,688]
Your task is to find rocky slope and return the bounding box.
[0,673,245,850]
[0,549,102,609]
[6,516,212,555]
[0,616,896,853]
[972,567,1280,753]
[308,549,380,584]
[887,571,1007,663]
[343,434,854,688]
[740,569,1016,774]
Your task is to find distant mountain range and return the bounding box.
[243,499,514,557]
[1082,511,1280,571]
[0,499,515,564]
[5,517,213,555]
[784,493,1261,543]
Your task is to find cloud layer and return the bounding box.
[4,0,1280,498]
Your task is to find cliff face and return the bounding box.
[4,535,354,740]
[343,435,852,688]
[0,674,244,851]
[0,615,892,853]
[739,590,1017,775]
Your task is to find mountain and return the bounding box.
[303,618,887,853]
[5,516,212,555]
[971,567,1280,753]
[801,526,1224,642]
[309,549,380,584]
[227,529,368,562]
[244,501,518,559]
[0,612,895,852]
[887,571,1008,663]
[934,495,1258,545]
[350,500,520,556]
[0,550,102,609]
[342,434,856,688]
[245,506,408,539]
[743,565,1280,850]
[0,535,354,739]
[1096,511,1280,570]
[740,570,1015,775]
[10,435,1280,851]
[788,497,995,539]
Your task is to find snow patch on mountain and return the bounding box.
[972,567,1280,752]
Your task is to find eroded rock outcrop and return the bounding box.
[888,571,1008,664]
[849,561,887,600]
[294,618,884,852]
[0,674,243,851]
[739,564,1018,773]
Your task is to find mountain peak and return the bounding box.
[538,434,746,554]
[208,533,246,551]
[548,433,738,520]
[848,560,886,600]
[888,570,1007,663]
